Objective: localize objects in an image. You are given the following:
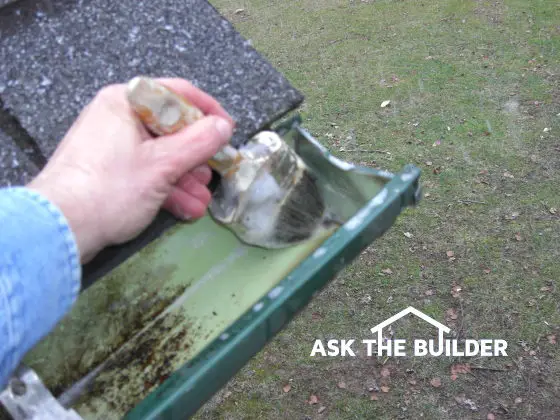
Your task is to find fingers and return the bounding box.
[163,183,211,220]
[155,78,235,124]
[187,164,213,186]
[153,115,233,181]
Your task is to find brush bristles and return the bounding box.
[273,170,325,243]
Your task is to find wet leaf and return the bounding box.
[283,384,291,393]
[548,334,557,344]
[308,394,319,405]
[381,367,391,378]
[404,231,413,238]
[430,377,442,388]
[381,268,393,275]
[380,385,390,393]
[337,381,347,389]
[381,100,391,108]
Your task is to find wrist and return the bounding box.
[27,175,105,264]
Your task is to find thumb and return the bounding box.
[154,115,234,178]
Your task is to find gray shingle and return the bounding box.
[0,0,304,156]
[0,129,38,187]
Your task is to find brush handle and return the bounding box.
[126,76,241,175]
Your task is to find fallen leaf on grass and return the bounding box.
[408,379,417,385]
[446,250,455,257]
[450,363,471,380]
[425,289,434,296]
[424,192,431,197]
[451,283,462,298]
[548,334,557,344]
[455,395,478,411]
[318,406,326,414]
[487,414,496,420]
[430,377,442,388]
[483,268,491,274]
[381,100,391,108]
[370,393,379,401]
[283,384,291,393]
[446,308,458,321]
[380,386,390,393]
[404,232,413,238]
[381,268,393,275]
[308,395,319,405]
[503,171,515,179]
[550,207,557,215]
[312,312,322,320]
[540,286,552,292]
[234,8,245,14]
[380,367,391,378]
[361,294,372,304]
[337,381,347,389]
[425,161,433,166]
[514,397,522,404]
[433,166,442,175]
[515,233,522,242]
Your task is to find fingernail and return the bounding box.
[173,204,192,221]
[214,117,233,140]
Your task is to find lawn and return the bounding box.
[198,1,559,418]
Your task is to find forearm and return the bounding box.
[0,187,81,388]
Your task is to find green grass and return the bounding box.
[199,0,560,418]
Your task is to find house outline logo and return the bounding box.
[370,306,451,351]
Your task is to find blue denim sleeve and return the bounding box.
[0,187,81,388]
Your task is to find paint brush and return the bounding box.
[126,76,341,249]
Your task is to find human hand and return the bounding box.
[27,78,234,263]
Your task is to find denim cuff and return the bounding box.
[0,187,81,387]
